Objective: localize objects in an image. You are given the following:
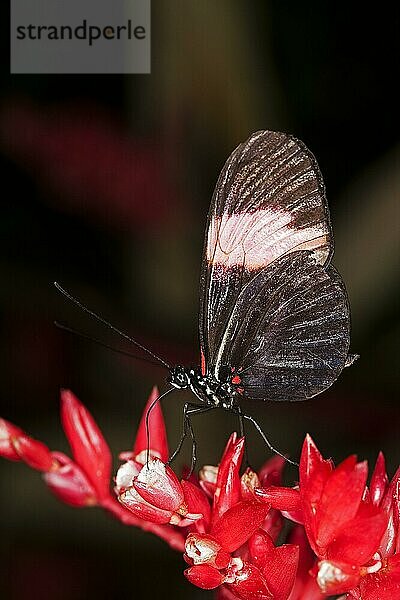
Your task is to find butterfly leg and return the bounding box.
[168,403,214,474]
[184,411,199,478]
[241,412,298,466]
[167,402,193,466]
[185,405,215,477]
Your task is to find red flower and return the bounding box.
[182,435,299,600]
[43,451,97,507]
[118,457,204,525]
[300,435,390,596]
[115,386,208,528]
[185,520,299,600]
[0,393,105,507]
[60,389,112,502]
[342,454,400,599]
[3,390,400,599]
[0,387,186,550]
[0,418,54,471]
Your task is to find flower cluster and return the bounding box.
[1,387,400,599]
[0,388,185,550]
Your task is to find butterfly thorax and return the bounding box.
[167,365,239,411]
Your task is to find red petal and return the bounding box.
[379,511,397,559]
[60,390,112,501]
[133,459,184,512]
[213,434,245,524]
[226,562,273,600]
[119,486,173,524]
[211,501,270,553]
[248,530,275,569]
[0,418,24,461]
[358,555,400,600]
[381,466,400,513]
[299,435,333,553]
[370,452,389,506]
[200,480,217,498]
[12,435,54,471]
[43,451,97,507]
[300,435,333,490]
[256,486,301,511]
[262,544,299,600]
[132,386,169,463]
[258,455,286,487]
[327,510,388,565]
[184,564,224,590]
[387,553,400,576]
[216,586,242,600]
[379,466,400,557]
[248,530,299,600]
[181,480,211,530]
[315,458,368,550]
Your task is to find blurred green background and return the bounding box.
[0,2,398,599]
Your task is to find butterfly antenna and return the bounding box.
[54,321,162,367]
[54,282,171,369]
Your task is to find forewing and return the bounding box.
[214,251,350,401]
[199,130,333,370]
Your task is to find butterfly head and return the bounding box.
[167,365,190,389]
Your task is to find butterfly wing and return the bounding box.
[199,130,351,399]
[213,251,350,401]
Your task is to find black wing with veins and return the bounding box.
[213,251,350,401]
[198,130,352,400]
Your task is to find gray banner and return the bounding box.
[11,0,151,74]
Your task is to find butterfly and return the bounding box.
[167,131,356,406]
[56,130,357,463]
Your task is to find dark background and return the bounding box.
[0,3,398,599]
